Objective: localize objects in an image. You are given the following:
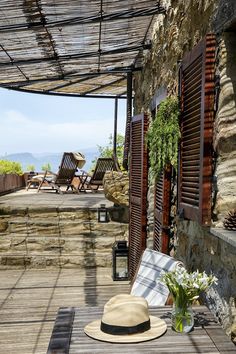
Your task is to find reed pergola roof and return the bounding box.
[0,0,165,99]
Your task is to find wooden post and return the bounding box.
[113,97,120,170]
[113,97,118,158]
[123,71,132,170]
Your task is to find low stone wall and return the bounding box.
[176,220,236,342]
[0,207,128,269]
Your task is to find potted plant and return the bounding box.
[147,96,180,180]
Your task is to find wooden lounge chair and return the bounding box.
[79,157,116,192]
[27,152,85,194]
[130,249,184,306]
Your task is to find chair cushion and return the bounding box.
[31,174,55,183]
[130,249,184,306]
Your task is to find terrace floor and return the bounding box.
[0,189,129,353]
[0,268,130,354]
[0,187,113,211]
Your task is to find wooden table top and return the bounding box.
[47,305,236,354]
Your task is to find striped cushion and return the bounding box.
[130,249,184,306]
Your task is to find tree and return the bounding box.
[26,164,35,172]
[0,160,23,175]
[95,134,125,168]
[41,162,52,172]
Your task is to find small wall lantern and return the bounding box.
[112,241,129,281]
[98,204,109,223]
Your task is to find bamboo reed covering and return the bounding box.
[0,0,165,98]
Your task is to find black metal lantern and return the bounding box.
[112,241,129,281]
[98,204,109,223]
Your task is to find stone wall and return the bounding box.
[213,33,236,225]
[133,0,217,113]
[103,171,129,206]
[133,0,236,340]
[0,207,128,269]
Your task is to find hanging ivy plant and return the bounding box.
[147,96,180,179]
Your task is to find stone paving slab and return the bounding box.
[0,189,113,211]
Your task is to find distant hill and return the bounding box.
[0,148,99,172]
[0,152,39,167]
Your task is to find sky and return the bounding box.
[0,88,127,156]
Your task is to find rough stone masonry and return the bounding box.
[133,0,236,342]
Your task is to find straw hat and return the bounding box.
[84,294,167,343]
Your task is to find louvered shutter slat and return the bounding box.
[153,165,172,254]
[129,113,148,279]
[179,34,216,224]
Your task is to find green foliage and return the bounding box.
[26,164,35,172]
[0,160,23,175]
[41,162,52,172]
[92,134,125,170]
[147,96,180,179]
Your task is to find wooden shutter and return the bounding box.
[129,113,148,279]
[178,34,216,225]
[153,164,172,253]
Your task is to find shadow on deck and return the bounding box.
[0,267,130,354]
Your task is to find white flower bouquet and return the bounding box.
[161,267,217,332]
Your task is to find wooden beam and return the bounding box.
[0,43,152,68]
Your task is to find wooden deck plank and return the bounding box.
[65,306,235,354]
[1,268,235,354]
[0,268,130,354]
[205,328,236,353]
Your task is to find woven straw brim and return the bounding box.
[84,315,167,343]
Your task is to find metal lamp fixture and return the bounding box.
[112,241,129,281]
[98,204,109,223]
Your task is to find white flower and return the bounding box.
[192,282,200,288]
[161,268,218,304]
[176,272,184,285]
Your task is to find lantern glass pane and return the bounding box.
[99,211,107,222]
[116,257,128,278]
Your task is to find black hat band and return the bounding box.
[100,319,150,335]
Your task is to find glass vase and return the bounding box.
[171,303,194,333]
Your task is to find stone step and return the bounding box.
[3,217,121,226]
[0,208,128,269]
[3,220,126,237]
[0,235,121,254]
[0,251,114,268]
[1,224,127,238]
[0,208,98,219]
